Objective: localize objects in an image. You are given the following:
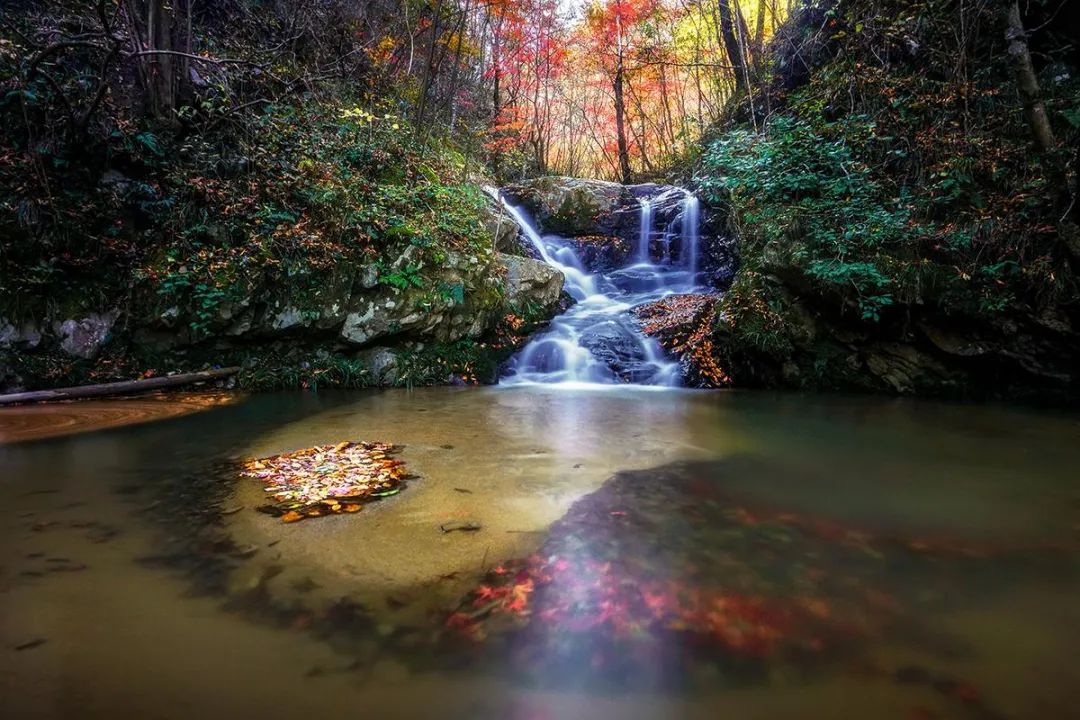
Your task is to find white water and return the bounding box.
[637,197,653,263]
[494,190,704,388]
[681,194,700,277]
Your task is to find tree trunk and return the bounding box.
[754,0,767,59]
[0,368,240,406]
[716,0,746,94]
[445,0,472,132]
[1005,0,1055,152]
[613,60,632,183]
[613,7,632,183]
[146,0,176,118]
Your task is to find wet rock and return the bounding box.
[501,177,736,288]
[567,235,630,272]
[633,294,729,387]
[578,322,652,382]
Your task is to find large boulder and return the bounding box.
[481,195,533,257]
[339,248,501,346]
[54,311,119,359]
[502,177,627,237]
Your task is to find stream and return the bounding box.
[2,388,1080,719]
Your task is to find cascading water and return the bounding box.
[492,188,705,388]
[681,194,700,277]
[637,197,653,263]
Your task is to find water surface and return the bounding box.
[2,387,1078,719]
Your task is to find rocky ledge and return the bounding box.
[501,176,737,286]
[0,196,563,392]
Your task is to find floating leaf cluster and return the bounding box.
[240,441,409,522]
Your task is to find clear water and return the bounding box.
[2,388,1079,719]
[497,195,704,387]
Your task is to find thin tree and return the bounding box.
[1004,0,1055,152]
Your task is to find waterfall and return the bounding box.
[681,193,700,278]
[492,191,681,388]
[637,197,653,263]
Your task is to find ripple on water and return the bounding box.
[0,392,240,445]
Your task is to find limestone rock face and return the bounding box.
[0,183,574,393]
[499,253,564,310]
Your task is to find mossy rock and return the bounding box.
[502,177,630,237]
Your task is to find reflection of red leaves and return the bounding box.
[475,585,499,601]
[448,552,833,661]
[445,612,473,630]
[907,708,938,720]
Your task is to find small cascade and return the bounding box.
[496,197,597,301]
[492,186,711,388]
[681,193,700,277]
[637,197,653,263]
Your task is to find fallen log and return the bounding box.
[0,367,241,406]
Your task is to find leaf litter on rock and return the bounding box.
[239,441,411,522]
